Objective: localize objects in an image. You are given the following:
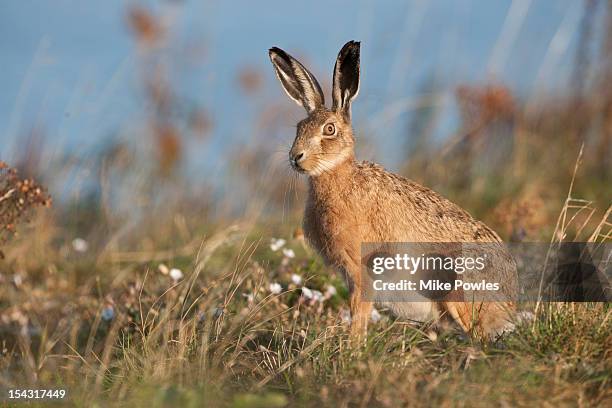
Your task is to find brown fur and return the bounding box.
[270,42,517,339]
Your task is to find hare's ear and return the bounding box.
[269,47,325,114]
[332,41,360,120]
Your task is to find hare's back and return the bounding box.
[354,161,518,298]
[353,161,502,243]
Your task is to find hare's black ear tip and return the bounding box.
[269,46,289,62]
[340,40,361,55]
[269,46,282,56]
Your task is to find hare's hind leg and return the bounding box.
[442,301,516,339]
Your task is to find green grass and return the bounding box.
[0,226,609,407]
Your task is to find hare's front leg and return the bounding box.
[349,290,373,337]
[342,262,373,337]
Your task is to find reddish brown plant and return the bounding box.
[0,161,51,257]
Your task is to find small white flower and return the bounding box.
[270,238,286,251]
[312,290,324,302]
[242,293,254,302]
[269,282,282,294]
[291,273,302,285]
[301,286,324,302]
[169,268,184,282]
[301,286,313,299]
[325,285,337,297]
[282,248,295,258]
[72,238,89,253]
[370,308,382,323]
[158,263,169,275]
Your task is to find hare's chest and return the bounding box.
[303,196,361,267]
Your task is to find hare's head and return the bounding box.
[269,41,360,176]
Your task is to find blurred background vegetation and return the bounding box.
[0,0,610,243]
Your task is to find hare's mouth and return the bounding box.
[289,154,307,173]
[289,160,307,174]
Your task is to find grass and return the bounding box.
[0,214,610,407]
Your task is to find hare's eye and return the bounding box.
[323,123,336,136]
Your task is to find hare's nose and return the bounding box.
[290,151,305,168]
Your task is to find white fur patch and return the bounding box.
[309,148,352,176]
[291,61,321,113]
[276,67,302,106]
[381,301,438,323]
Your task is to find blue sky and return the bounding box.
[0,0,601,173]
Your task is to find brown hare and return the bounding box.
[269,40,518,339]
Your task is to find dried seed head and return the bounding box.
[0,162,51,248]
